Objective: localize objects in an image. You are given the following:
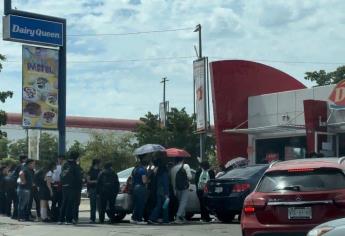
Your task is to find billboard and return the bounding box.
[3,14,63,47]
[329,79,345,109]
[22,45,59,129]
[193,58,207,132]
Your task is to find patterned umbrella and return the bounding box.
[133,144,165,156]
[166,148,191,158]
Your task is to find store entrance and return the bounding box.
[256,136,306,164]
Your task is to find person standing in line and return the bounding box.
[51,156,63,222]
[17,159,35,222]
[11,155,28,219]
[38,162,55,222]
[195,161,215,222]
[73,158,83,224]
[170,157,192,224]
[29,162,41,220]
[4,164,18,218]
[130,155,148,225]
[58,151,82,225]
[0,165,9,215]
[97,162,119,224]
[87,159,101,223]
[148,157,170,224]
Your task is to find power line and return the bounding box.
[5,56,195,64]
[210,57,345,66]
[68,27,194,37]
[0,27,194,38]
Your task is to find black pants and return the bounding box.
[5,190,17,218]
[89,188,98,222]
[59,187,78,223]
[99,191,116,223]
[29,186,40,217]
[74,189,81,221]
[0,192,6,214]
[197,190,211,221]
[51,186,62,221]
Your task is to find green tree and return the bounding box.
[0,54,13,138]
[39,133,58,165]
[8,138,27,158]
[0,137,9,159]
[304,65,345,86]
[68,140,85,156]
[135,107,216,168]
[80,132,136,172]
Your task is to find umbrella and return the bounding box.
[166,148,191,158]
[133,144,165,156]
[224,157,248,169]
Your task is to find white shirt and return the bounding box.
[52,165,61,183]
[170,162,192,193]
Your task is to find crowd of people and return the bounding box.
[0,150,216,226]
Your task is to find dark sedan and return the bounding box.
[205,164,268,223]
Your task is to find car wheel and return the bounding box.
[185,213,194,221]
[216,211,235,223]
[113,212,126,221]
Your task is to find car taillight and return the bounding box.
[244,206,255,213]
[233,183,250,192]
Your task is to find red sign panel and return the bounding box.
[329,80,345,106]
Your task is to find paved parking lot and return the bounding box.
[0,212,242,236]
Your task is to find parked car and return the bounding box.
[308,217,345,236]
[205,164,268,223]
[114,166,200,221]
[241,158,345,236]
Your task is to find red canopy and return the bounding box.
[166,148,191,158]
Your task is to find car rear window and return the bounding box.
[219,165,267,179]
[257,168,345,192]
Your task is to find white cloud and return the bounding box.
[1,0,345,121]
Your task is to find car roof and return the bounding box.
[266,158,345,173]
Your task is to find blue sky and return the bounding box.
[1,0,345,120]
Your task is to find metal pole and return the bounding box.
[4,0,11,15]
[161,77,168,126]
[58,19,67,157]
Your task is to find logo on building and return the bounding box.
[329,80,345,108]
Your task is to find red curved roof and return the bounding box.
[6,113,141,131]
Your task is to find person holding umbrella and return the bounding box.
[168,148,192,224]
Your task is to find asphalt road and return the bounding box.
[0,212,242,236]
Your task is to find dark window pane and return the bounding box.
[257,168,345,192]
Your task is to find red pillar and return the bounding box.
[303,100,328,155]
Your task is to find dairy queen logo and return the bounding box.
[329,80,345,108]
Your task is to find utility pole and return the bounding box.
[194,24,207,161]
[161,77,169,126]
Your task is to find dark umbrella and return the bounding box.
[133,144,165,156]
[166,148,191,158]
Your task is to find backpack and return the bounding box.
[175,164,189,191]
[100,170,119,193]
[34,169,46,187]
[198,169,210,190]
[60,162,75,186]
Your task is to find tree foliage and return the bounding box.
[80,132,136,172]
[8,138,27,158]
[0,137,9,158]
[305,65,345,86]
[135,107,216,168]
[0,54,13,138]
[39,133,58,165]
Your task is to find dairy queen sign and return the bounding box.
[329,79,345,109]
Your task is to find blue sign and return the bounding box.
[3,14,63,47]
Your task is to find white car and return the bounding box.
[114,167,200,221]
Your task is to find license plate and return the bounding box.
[215,187,223,193]
[288,207,312,219]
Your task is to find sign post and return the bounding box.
[3,0,67,157]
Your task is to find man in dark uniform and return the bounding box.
[97,162,119,224]
[58,151,82,225]
[87,159,101,223]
